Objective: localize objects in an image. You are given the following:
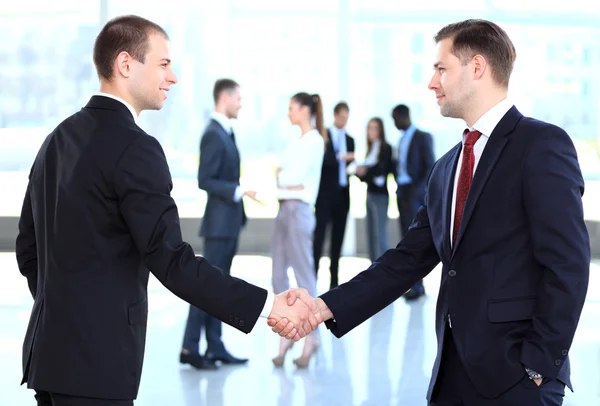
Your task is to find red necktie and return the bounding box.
[452,130,482,246]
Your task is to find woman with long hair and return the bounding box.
[271,92,326,368]
[355,117,392,262]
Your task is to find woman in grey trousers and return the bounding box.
[271,92,326,368]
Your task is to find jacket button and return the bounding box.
[562,349,568,356]
[239,320,245,327]
[448,270,457,277]
[555,359,561,366]
[228,315,234,322]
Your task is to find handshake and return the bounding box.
[266,289,334,341]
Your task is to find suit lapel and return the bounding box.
[442,143,461,261]
[211,119,239,158]
[451,107,522,258]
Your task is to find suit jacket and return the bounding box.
[320,107,589,400]
[15,96,267,400]
[315,129,355,207]
[198,119,246,238]
[394,128,435,199]
[357,142,392,195]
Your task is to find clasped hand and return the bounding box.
[267,289,333,341]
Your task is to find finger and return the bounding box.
[307,313,319,330]
[267,317,278,328]
[286,290,299,306]
[285,327,298,340]
[271,318,289,334]
[302,320,312,336]
[279,321,295,337]
[292,332,302,342]
[294,326,307,339]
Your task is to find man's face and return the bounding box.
[333,108,349,129]
[128,33,178,113]
[224,87,242,119]
[428,38,473,120]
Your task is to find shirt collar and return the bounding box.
[95,92,138,124]
[402,124,416,137]
[211,111,233,134]
[467,98,513,140]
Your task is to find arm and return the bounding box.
[361,145,392,182]
[320,201,440,338]
[197,130,239,201]
[16,180,38,299]
[418,132,435,184]
[116,135,266,333]
[520,126,590,380]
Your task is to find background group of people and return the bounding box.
[180,78,436,370]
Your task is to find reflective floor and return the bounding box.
[1,253,599,406]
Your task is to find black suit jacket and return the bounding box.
[15,96,267,400]
[320,107,590,400]
[357,142,392,195]
[394,128,435,197]
[198,119,246,238]
[316,129,355,207]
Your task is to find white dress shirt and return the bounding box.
[95,92,139,124]
[277,129,325,205]
[330,126,348,187]
[450,98,513,246]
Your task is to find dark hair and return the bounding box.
[366,117,387,156]
[334,102,349,114]
[292,92,328,143]
[213,79,239,104]
[391,104,410,120]
[93,15,169,81]
[434,19,516,88]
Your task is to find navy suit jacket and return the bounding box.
[15,97,266,400]
[394,128,435,200]
[321,106,590,400]
[198,119,246,238]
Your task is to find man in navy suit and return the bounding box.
[276,19,590,405]
[392,104,435,300]
[180,79,259,368]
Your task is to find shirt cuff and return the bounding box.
[233,186,244,202]
[259,291,275,318]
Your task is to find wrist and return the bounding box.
[316,298,334,321]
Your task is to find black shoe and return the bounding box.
[205,350,248,365]
[404,287,426,301]
[180,352,219,370]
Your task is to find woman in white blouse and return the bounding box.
[271,92,326,368]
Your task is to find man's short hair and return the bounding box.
[213,79,239,104]
[93,15,169,81]
[334,102,349,114]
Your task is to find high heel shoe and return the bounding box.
[272,338,294,367]
[293,337,319,368]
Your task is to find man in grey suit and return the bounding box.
[180,79,259,369]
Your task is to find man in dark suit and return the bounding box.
[278,19,589,406]
[392,104,435,300]
[15,16,315,406]
[313,102,355,289]
[180,79,259,368]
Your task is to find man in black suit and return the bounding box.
[180,79,258,368]
[392,104,435,300]
[16,15,315,406]
[278,19,589,406]
[313,102,355,289]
